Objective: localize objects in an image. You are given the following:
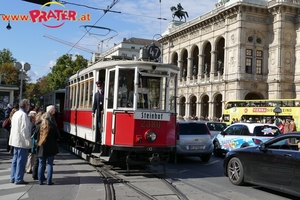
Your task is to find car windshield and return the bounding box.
[207,123,227,131]
[179,123,210,135]
[254,126,281,136]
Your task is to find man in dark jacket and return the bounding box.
[5,103,13,119]
[92,81,104,143]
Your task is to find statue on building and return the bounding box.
[204,63,209,75]
[217,60,223,74]
[177,3,184,11]
[193,65,198,76]
[182,68,187,79]
[170,3,189,22]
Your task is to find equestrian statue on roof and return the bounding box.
[170,3,189,22]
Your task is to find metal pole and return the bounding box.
[20,69,23,100]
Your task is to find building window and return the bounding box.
[245,49,252,74]
[122,53,127,57]
[256,50,263,75]
[131,46,135,49]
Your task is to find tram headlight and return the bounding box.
[145,131,157,142]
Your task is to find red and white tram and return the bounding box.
[63,58,179,166]
[43,89,65,132]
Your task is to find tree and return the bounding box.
[47,54,88,90]
[0,62,20,85]
[0,48,16,66]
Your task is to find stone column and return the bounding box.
[178,59,184,82]
[198,54,204,83]
[187,57,193,84]
[210,51,217,82]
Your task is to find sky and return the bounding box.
[0,0,216,83]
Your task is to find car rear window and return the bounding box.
[253,126,281,136]
[207,123,227,131]
[178,123,210,135]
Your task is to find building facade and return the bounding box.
[99,37,160,60]
[159,0,300,120]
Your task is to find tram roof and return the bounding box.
[44,89,66,96]
[68,60,179,81]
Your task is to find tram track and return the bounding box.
[95,164,189,200]
[64,144,189,199]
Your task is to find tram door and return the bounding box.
[103,68,136,147]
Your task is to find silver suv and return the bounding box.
[213,123,281,156]
[175,121,213,162]
[204,121,227,137]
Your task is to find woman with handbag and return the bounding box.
[4,108,18,153]
[36,112,60,185]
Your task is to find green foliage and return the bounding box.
[47,54,88,90]
[0,48,16,66]
[0,48,89,102]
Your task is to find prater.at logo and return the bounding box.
[29,1,78,28]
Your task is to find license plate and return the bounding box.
[189,145,205,150]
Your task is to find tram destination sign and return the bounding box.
[134,111,170,121]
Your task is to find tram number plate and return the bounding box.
[189,145,205,150]
[141,120,161,128]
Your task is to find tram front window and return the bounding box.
[137,76,165,110]
[117,68,167,110]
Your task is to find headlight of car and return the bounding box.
[145,131,157,142]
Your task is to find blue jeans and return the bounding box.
[10,147,28,183]
[38,156,54,184]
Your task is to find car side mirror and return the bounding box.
[259,143,266,151]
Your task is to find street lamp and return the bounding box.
[0,14,12,30]
[273,106,282,123]
[15,62,31,100]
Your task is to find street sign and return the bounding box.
[148,45,161,60]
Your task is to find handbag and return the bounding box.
[2,118,10,129]
[24,137,33,149]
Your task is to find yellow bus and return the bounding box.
[222,99,300,130]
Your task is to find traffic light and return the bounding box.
[22,0,51,6]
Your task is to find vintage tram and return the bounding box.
[63,58,179,167]
[43,89,65,132]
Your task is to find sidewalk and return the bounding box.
[0,144,105,200]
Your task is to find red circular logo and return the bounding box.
[244,108,248,113]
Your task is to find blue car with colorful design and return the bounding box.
[213,123,282,156]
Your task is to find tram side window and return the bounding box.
[71,86,76,108]
[118,69,134,108]
[80,82,84,107]
[107,71,115,109]
[88,80,93,108]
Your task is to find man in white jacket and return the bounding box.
[9,99,32,184]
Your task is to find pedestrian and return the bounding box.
[92,81,104,144]
[9,99,32,185]
[4,103,13,119]
[46,105,57,127]
[25,111,37,174]
[4,108,18,153]
[283,119,292,134]
[290,118,297,132]
[36,112,60,185]
[32,111,45,180]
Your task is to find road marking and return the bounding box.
[0,168,11,173]
[0,183,25,190]
[0,192,29,200]
[0,175,10,181]
[205,160,219,165]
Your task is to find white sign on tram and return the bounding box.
[134,111,170,121]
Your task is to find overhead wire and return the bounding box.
[39,0,120,79]
[61,0,120,54]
